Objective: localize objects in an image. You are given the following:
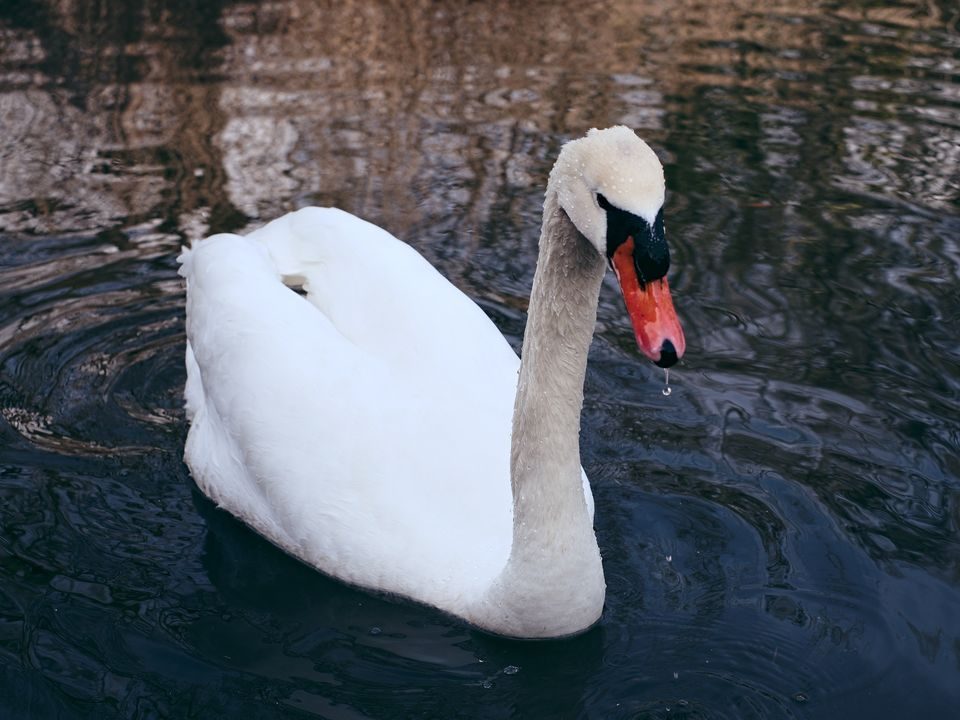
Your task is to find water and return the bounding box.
[1,1,958,718]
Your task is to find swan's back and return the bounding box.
[181,208,520,606]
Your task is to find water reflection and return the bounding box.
[1,0,959,717]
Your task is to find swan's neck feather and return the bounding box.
[471,190,607,637]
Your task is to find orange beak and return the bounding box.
[611,237,685,367]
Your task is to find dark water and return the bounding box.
[1,1,959,717]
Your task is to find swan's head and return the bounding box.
[550,126,685,368]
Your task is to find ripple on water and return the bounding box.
[591,470,902,718]
[0,230,186,457]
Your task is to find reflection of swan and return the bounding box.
[179,126,685,638]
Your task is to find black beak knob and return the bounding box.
[655,339,678,368]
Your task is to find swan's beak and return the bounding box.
[610,238,686,368]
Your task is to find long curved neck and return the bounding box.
[510,193,605,533]
[474,189,607,638]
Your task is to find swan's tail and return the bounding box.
[176,245,194,280]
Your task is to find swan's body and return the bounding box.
[181,208,585,607]
[180,126,685,638]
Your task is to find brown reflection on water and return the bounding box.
[0,0,233,236]
[2,0,956,242]
[213,0,671,244]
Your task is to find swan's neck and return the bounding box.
[511,194,605,534]
[477,191,607,637]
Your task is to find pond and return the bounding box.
[1,1,958,718]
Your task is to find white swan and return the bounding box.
[179,126,685,639]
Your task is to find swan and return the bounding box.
[179,125,685,639]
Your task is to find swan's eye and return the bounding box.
[596,193,612,211]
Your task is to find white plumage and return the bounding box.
[180,126,682,638]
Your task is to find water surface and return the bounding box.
[1,1,959,718]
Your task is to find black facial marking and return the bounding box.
[599,193,668,284]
